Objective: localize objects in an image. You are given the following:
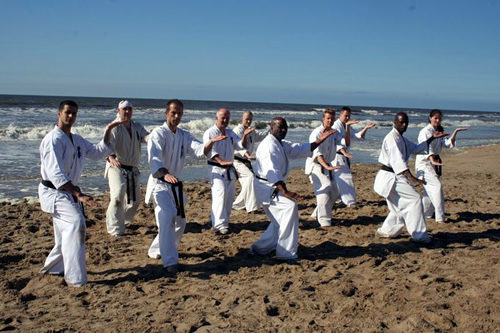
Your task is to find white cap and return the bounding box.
[118,100,133,109]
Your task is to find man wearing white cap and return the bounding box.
[105,100,150,237]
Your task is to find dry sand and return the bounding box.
[1,145,499,332]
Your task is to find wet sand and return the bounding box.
[1,145,499,332]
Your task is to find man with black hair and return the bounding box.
[332,106,375,207]
[39,100,124,286]
[249,117,335,264]
[146,99,225,274]
[373,112,448,243]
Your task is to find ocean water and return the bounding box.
[1,94,499,202]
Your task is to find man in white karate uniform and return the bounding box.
[146,99,224,273]
[332,106,375,207]
[416,109,468,223]
[203,108,251,235]
[105,100,149,237]
[305,109,351,227]
[232,111,268,212]
[39,100,124,286]
[250,117,335,263]
[373,112,448,243]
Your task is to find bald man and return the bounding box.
[232,111,268,212]
[203,109,251,234]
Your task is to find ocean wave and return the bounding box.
[360,109,382,116]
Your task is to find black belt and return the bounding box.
[320,165,333,180]
[380,165,394,173]
[119,165,136,204]
[157,178,185,218]
[41,180,85,215]
[41,180,56,189]
[255,175,279,199]
[433,154,442,177]
[234,155,254,173]
[337,151,351,168]
[207,160,238,181]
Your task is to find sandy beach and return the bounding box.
[1,144,499,332]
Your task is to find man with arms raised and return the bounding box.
[249,117,335,264]
[305,108,350,227]
[203,108,251,235]
[332,106,375,207]
[105,100,149,238]
[232,111,268,212]
[39,100,124,286]
[373,112,448,243]
[146,99,225,274]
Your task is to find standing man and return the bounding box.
[373,112,448,243]
[249,117,335,264]
[332,106,376,207]
[232,111,268,212]
[39,100,124,286]
[203,108,251,234]
[105,100,149,238]
[305,109,350,227]
[146,99,225,273]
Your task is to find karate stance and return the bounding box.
[373,112,448,243]
[332,106,375,206]
[250,117,335,263]
[305,109,350,227]
[105,100,149,237]
[203,108,251,235]
[146,99,224,273]
[416,109,467,223]
[39,100,123,286]
[232,111,268,212]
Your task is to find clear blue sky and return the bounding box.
[1,0,499,111]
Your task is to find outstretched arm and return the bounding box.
[204,134,228,155]
[358,122,376,139]
[104,119,128,145]
[310,129,336,151]
[449,127,468,146]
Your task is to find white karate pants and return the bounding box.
[40,192,87,286]
[210,174,235,231]
[417,167,445,222]
[377,175,429,241]
[232,160,259,212]
[333,164,356,206]
[309,164,339,226]
[251,193,299,259]
[106,166,141,236]
[148,184,186,267]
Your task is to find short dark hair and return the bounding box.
[166,99,183,110]
[394,112,408,122]
[59,100,78,110]
[340,106,351,113]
